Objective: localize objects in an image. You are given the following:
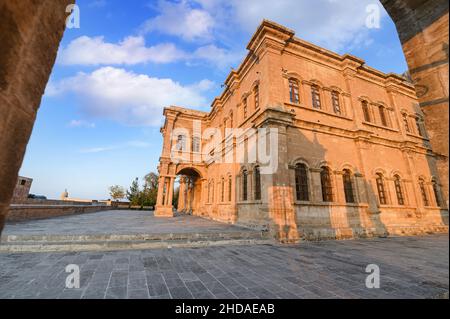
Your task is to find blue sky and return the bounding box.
[19,0,408,200]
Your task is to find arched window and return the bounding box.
[229,112,233,127]
[289,79,299,104]
[320,167,333,202]
[228,175,232,202]
[211,179,215,203]
[311,85,321,109]
[432,180,442,207]
[253,166,261,200]
[378,106,387,126]
[254,85,260,109]
[343,169,355,203]
[295,163,309,201]
[331,91,341,115]
[394,175,405,205]
[192,136,200,153]
[242,170,248,201]
[419,178,429,206]
[221,177,225,202]
[402,114,410,132]
[376,173,387,205]
[362,101,371,122]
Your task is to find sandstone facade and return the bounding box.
[381,0,449,207]
[155,20,449,241]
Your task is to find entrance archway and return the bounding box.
[177,167,203,216]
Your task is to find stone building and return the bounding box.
[11,176,33,203]
[155,20,448,241]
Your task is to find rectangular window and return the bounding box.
[289,79,299,104]
[243,98,248,119]
[379,106,388,126]
[311,85,321,109]
[331,91,341,115]
[254,86,260,109]
[362,101,371,122]
[402,114,410,132]
[416,118,424,137]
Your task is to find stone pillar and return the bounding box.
[178,177,186,212]
[354,173,367,203]
[310,169,323,203]
[155,175,174,217]
[156,176,165,207]
[334,171,345,204]
[381,0,449,206]
[0,0,72,236]
[166,177,174,207]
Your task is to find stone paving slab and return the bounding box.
[2,210,256,236]
[0,235,448,299]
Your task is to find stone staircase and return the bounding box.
[0,231,273,253]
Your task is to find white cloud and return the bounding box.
[68,120,96,128]
[46,67,212,126]
[57,36,186,65]
[192,45,244,70]
[141,0,214,42]
[194,0,386,52]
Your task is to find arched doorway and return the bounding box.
[177,167,202,215]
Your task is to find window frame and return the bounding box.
[311,85,321,109]
[342,169,355,203]
[419,178,429,206]
[295,163,309,201]
[289,78,300,104]
[242,170,248,201]
[331,90,341,115]
[376,173,387,205]
[320,167,333,202]
[362,101,371,122]
[394,175,405,205]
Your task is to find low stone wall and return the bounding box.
[6,205,112,223]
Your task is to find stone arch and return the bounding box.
[175,165,205,179]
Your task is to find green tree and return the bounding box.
[108,185,125,201]
[127,177,141,205]
[141,172,159,207]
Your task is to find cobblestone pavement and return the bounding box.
[0,235,448,299]
[3,210,255,236]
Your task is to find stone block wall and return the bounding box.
[6,204,112,223]
[0,1,73,234]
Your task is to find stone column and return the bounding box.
[334,171,345,204]
[156,176,165,207]
[155,175,174,217]
[167,177,174,207]
[354,173,367,203]
[310,169,323,203]
[381,0,449,206]
[0,0,72,237]
[178,177,186,212]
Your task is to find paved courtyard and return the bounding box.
[0,234,448,299]
[2,210,256,236]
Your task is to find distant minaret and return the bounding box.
[60,189,69,200]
